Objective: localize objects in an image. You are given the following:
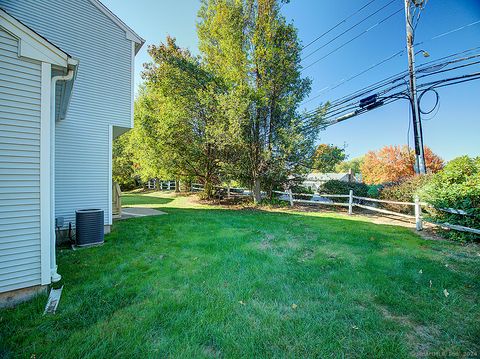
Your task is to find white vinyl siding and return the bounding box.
[1,0,134,227]
[0,28,42,293]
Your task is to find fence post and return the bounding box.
[288,189,293,207]
[167,181,171,190]
[227,185,231,199]
[348,190,354,215]
[415,195,423,231]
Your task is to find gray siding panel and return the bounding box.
[0,28,41,293]
[1,0,134,227]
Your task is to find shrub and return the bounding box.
[260,197,289,207]
[379,175,431,214]
[291,185,314,194]
[366,184,381,198]
[419,156,480,241]
[320,180,369,197]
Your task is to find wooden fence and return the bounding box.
[190,183,479,236]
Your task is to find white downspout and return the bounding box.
[50,69,74,282]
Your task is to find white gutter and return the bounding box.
[50,69,74,282]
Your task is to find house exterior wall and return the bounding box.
[0,28,42,292]
[0,0,135,227]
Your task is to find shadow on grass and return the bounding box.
[122,193,174,207]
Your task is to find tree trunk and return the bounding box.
[253,177,261,203]
[204,179,214,199]
[175,180,180,193]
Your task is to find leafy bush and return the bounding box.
[419,156,480,241]
[113,133,139,190]
[291,185,314,194]
[366,184,381,198]
[378,176,431,214]
[260,197,289,207]
[320,180,369,197]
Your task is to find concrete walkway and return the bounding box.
[116,207,167,220]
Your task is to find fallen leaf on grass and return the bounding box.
[429,280,432,288]
[291,303,298,310]
[352,325,359,330]
[238,300,246,305]
[419,269,423,274]
[443,289,449,297]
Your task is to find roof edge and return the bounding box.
[0,8,73,67]
[89,0,145,53]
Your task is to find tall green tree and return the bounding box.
[312,144,346,173]
[197,0,326,202]
[112,131,137,190]
[335,156,364,174]
[138,37,228,196]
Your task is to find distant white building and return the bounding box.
[302,172,362,192]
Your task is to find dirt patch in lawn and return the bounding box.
[378,305,440,357]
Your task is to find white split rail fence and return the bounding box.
[189,183,478,236]
[273,189,478,235]
[191,183,252,198]
[273,190,421,229]
[147,179,177,191]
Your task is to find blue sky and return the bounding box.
[102,0,480,161]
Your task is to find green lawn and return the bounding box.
[1,192,479,358]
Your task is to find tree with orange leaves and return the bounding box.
[361,145,444,184]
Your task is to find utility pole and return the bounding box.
[404,0,426,174]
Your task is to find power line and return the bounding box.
[303,41,480,111]
[300,26,480,118]
[417,55,480,80]
[430,19,480,42]
[302,0,397,61]
[416,46,480,72]
[302,20,480,109]
[317,70,480,126]
[300,52,480,121]
[417,71,480,91]
[302,49,405,106]
[298,8,480,141]
[320,45,480,109]
[301,0,378,50]
[302,7,403,72]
